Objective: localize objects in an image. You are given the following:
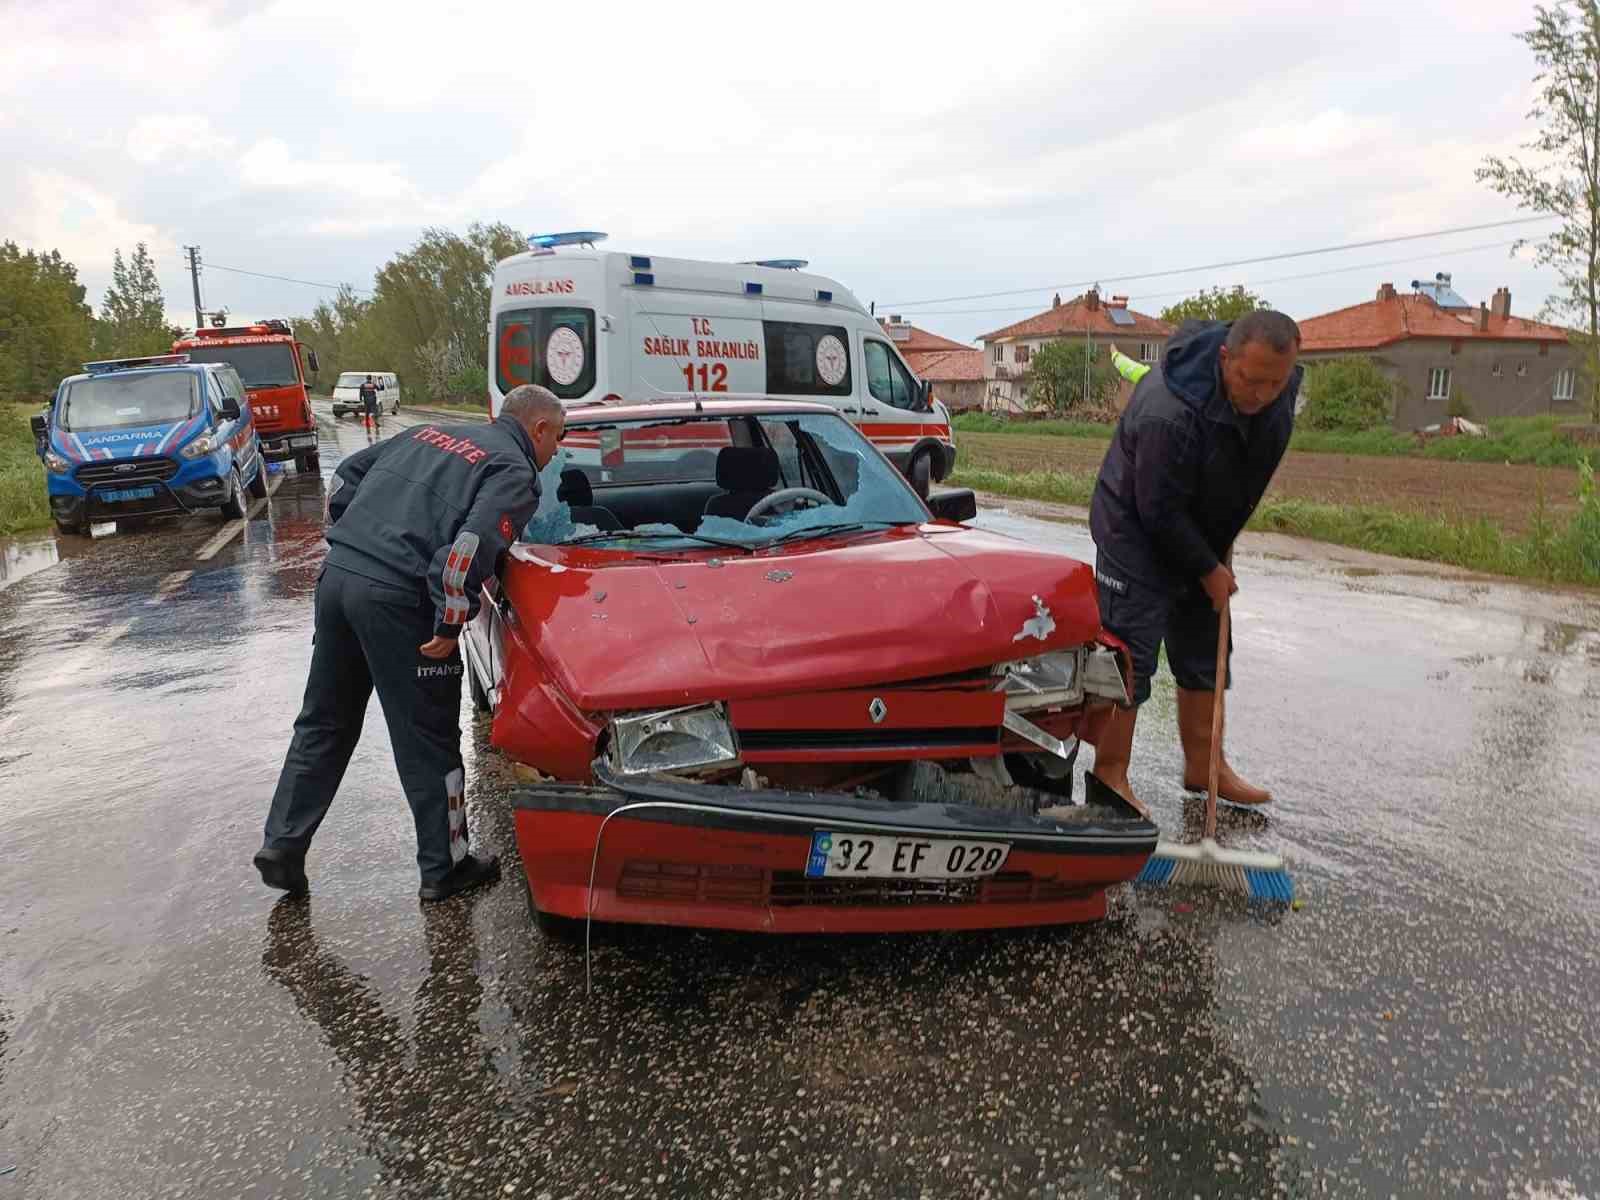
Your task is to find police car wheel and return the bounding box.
[247,459,269,499]
[54,517,87,537]
[220,468,248,520]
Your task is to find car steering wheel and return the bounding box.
[744,487,835,524]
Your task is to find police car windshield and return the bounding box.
[61,372,198,431]
[182,343,298,388]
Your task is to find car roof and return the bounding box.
[60,364,211,385]
[563,395,841,424]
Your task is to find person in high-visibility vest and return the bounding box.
[1107,344,1150,385]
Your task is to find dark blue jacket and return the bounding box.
[1089,320,1299,589]
[324,415,541,637]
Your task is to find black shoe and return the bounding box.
[254,848,309,896]
[418,853,501,903]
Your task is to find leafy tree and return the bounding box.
[97,243,179,357]
[1477,1,1600,422]
[1158,285,1269,327]
[1028,339,1120,416]
[1298,356,1399,431]
[0,241,94,404]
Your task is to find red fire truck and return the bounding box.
[173,320,322,472]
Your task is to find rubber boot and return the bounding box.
[1087,703,1148,818]
[1176,687,1272,806]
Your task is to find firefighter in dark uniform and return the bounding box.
[1087,311,1302,816]
[359,374,380,429]
[254,384,565,901]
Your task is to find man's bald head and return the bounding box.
[501,385,565,468]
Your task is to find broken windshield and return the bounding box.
[519,410,928,549]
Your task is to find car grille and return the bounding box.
[736,726,999,753]
[76,458,179,487]
[615,862,1094,908]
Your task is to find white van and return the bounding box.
[487,234,955,494]
[331,371,401,417]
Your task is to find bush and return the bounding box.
[445,364,488,406]
[1298,356,1397,432]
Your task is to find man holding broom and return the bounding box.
[1087,311,1302,814]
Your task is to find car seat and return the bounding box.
[703,447,779,520]
[557,468,622,531]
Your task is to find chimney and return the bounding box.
[1377,282,1397,302]
[1085,287,1100,312]
[1490,287,1512,319]
[1476,302,1489,333]
[1052,293,1061,308]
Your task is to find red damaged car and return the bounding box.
[461,398,1156,934]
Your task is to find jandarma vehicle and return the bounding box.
[461,397,1155,934]
[33,354,268,536]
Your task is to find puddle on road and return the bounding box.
[0,532,61,591]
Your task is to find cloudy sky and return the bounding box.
[1,0,1565,344]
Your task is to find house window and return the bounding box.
[1015,343,1030,364]
[1139,341,1159,362]
[1427,367,1451,400]
[992,344,1003,363]
[1491,362,1503,378]
[1555,368,1576,401]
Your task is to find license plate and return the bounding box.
[100,486,156,502]
[89,521,117,538]
[804,831,1011,879]
[292,435,317,447]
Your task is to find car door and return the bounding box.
[859,337,926,468]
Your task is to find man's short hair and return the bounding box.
[501,384,563,427]
[1226,310,1301,355]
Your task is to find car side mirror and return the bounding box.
[31,411,50,453]
[926,488,977,523]
[307,350,321,375]
[220,398,241,420]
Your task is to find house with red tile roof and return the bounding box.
[978,290,1173,413]
[878,316,985,410]
[1297,276,1582,428]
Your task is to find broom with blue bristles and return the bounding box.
[1134,598,1294,902]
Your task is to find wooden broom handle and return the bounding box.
[1206,599,1229,841]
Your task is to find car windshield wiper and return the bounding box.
[765,520,902,545]
[563,529,755,551]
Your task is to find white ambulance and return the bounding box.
[487,232,955,494]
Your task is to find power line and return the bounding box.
[879,215,1557,309]
[205,262,370,294]
[897,238,1526,320]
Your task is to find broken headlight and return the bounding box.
[993,649,1083,709]
[1082,644,1133,705]
[608,703,740,778]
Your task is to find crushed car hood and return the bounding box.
[502,526,1101,712]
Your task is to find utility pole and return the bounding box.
[184,246,203,330]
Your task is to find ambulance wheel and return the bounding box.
[247,460,269,499]
[908,450,932,499]
[220,468,248,520]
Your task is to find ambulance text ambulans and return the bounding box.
[487,233,955,495]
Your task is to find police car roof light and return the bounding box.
[83,353,191,375]
[740,259,809,270]
[527,230,609,250]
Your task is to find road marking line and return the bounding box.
[194,470,285,562]
[98,619,135,645]
[145,569,195,606]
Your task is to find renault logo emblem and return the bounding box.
[868,697,887,724]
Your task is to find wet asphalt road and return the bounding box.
[0,406,1597,1199]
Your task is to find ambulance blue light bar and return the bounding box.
[745,282,763,295]
[741,259,809,270]
[527,230,608,253]
[82,353,190,375]
[633,272,655,286]
[816,290,833,302]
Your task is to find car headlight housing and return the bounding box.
[993,649,1082,709]
[181,433,220,459]
[42,450,72,474]
[608,703,740,778]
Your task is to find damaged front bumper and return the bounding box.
[509,760,1158,934]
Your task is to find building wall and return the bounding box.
[980,334,1168,413]
[1301,339,1586,429]
[928,379,985,412]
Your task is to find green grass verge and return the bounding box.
[954,411,1593,468]
[1,405,52,536]
[951,461,1600,587]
